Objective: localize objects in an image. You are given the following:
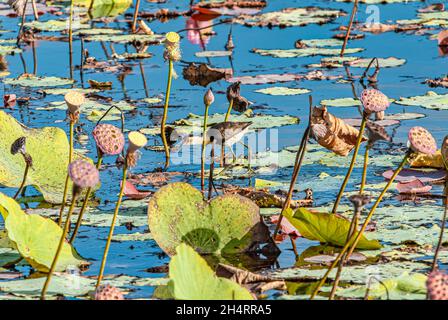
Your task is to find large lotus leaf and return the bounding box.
[284,208,382,250]
[255,87,310,96]
[3,75,74,87]
[337,272,427,300]
[253,47,363,58]
[235,7,344,27]
[148,182,269,256]
[0,193,86,272]
[0,110,90,203]
[395,91,448,110]
[168,243,253,300]
[74,0,132,18]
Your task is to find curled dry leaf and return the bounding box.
[3,94,16,109]
[409,150,445,169]
[396,179,432,194]
[311,106,367,156]
[183,63,233,87]
[438,30,448,47]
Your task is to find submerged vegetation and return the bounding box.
[0,0,446,301]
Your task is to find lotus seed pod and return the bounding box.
[375,111,384,121]
[366,121,391,148]
[204,88,215,106]
[94,284,124,300]
[64,91,85,115]
[225,33,235,51]
[127,131,147,154]
[407,126,437,155]
[427,270,448,300]
[92,124,125,156]
[164,31,181,61]
[68,160,100,189]
[10,136,26,155]
[441,135,448,167]
[360,89,390,114]
[348,194,371,213]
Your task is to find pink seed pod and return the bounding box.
[360,89,390,113]
[92,124,125,156]
[427,270,448,300]
[68,160,100,189]
[408,126,437,155]
[94,284,124,300]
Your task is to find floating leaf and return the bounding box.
[0,193,86,272]
[396,179,432,194]
[24,20,90,31]
[168,243,254,300]
[253,47,363,58]
[195,50,232,58]
[148,182,272,256]
[345,57,406,68]
[84,33,163,44]
[255,87,310,96]
[4,74,74,87]
[74,0,132,19]
[395,91,448,110]
[228,73,302,85]
[0,110,90,203]
[284,207,382,250]
[382,168,446,183]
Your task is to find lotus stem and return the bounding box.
[31,0,38,20]
[41,192,78,300]
[340,0,358,57]
[273,96,313,238]
[68,0,74,79]
[332,116,367,214]
[13,161,31,200]
[224,99,234,122]
[16,0,29,46]
[360,146,369,194]
[69,155,103,244]
[208,141,215,201]
[161,60,173,170]
[96,164,128,289]
[431,181,448,271]
[57,120,75,226]
[201,103,211,193]
[310,152,410,299]
[131,0,141,33]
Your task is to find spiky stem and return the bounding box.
[332,116,367,214]
[41,192,78,300]
[69,155,103,244]
[132,0,141,33]
[161,60,173,170]
[13,159,30,200]
[360,146,369,194]
[310,152,410,299]
[201,103,211,193]
[96,164,128,288]
[57,120,75,226]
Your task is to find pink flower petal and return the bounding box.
[397,179,432,194]
[270,215,301,237]
[123,181,152,200]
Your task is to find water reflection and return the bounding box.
[186,14,216,49]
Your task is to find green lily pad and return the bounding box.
[253,47,363,58]
[168,243,253,300]
[24,20,90,32]
[395,91,448,110]
[0,193,86,272]
[0,45,21,55]
[74,28,123,36]
[255,87,310,96]
[148,182,271,256]
[346,57,406,68]
[84,33,163,44]
[195,51,232,58]
[3,75,74,87]
[43,87,99,96]
[284,208,382,250]
[321,97,361,107]
[235,7,344,27]
[0,110,90,203]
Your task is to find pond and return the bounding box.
[0,0,447,300]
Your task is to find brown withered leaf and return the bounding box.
[196,0,267,9]
[426,76,448,88]
[311,106,367,156]
[183,63,233,87]
[127,171,187,187]
[88,79,112,90]
[223,185,312,208]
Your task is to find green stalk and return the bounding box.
[311,152,410,299]
[201,103,211,193]
[161,60,173,169]
[332,116,367,214]
[96,164,128,289]
[13,161,30,200]
[69,155,103,244]
[360,146,369,194]
[41,192,78,300]
[224,99,234,122]
[68,0,74,79]
[431,180,448,271]
[58,121,75,226]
